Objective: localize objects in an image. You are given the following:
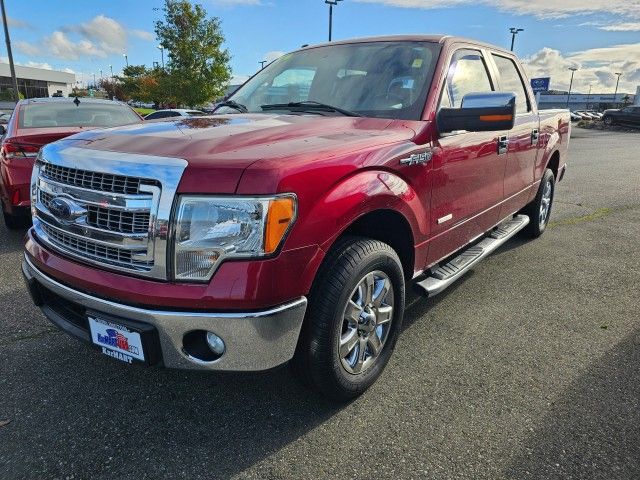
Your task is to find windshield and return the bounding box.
[218,41,441,120]
[19,102,141,129]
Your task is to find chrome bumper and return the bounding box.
[22,256,307,371]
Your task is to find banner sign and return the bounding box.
[530,77,550,93]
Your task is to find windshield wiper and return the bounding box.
[260,101,361,117]
[217,100,248,113]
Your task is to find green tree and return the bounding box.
[118,65,149,101]
[154,0,231,107]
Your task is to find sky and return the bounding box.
[4,0,640,94]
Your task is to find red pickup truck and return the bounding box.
[22,35,569,400]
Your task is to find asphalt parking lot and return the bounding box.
[1,127,639,480]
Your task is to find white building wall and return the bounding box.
[47,82,72,97]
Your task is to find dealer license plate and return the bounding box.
[88,317,145,364]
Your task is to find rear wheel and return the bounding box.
[522,168,555,238]
[603,115,614,126]
[291,237,405,401]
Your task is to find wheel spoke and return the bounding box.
[372,277,390,308]
[352,338,368,373]
[363,273,375,305]
[344,300,362,326]
[376,305,393,325]
[367,332,382,357]
[339,328,359,358]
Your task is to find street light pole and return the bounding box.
[109,64,113,81]
[509,27,524,52]
[566,67,578,108]
[0,0,20,102]
[123,53,129,68]
[325,0,343,42]
[613,72,622,107]
[259,60,267,70]
[586,84,592,109]
[157,45,164,69]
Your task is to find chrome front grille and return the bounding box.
[40,191,151,234]
[41,163,157,195]
[32,145,188,280]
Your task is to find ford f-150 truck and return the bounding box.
[22,35,569,400]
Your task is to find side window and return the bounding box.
[492,54,530,114]
[441,50,493,108]
[145,112,161,120]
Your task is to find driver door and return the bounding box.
[427,48,507,264]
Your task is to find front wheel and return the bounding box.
[603,115,614,126]
[291,237,405,401]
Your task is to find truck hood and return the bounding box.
[61,114,417,193]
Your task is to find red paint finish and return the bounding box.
[25,36,570,311]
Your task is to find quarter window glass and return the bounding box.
[492,54,530,114]
[445,50,493,108]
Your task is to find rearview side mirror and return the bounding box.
[437,92,516,134]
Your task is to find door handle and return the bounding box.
[498,135,509,155]
[531,129,539,145]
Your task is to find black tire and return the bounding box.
[603,115,614,126]
[291,236,405,401]
[522,168,555,238]
[2,204,30,230]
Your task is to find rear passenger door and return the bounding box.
[428,48,506,264]
[490,53,539,218]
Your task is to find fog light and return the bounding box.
[206,332,225,355]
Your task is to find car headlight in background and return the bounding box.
[173,194,297,281]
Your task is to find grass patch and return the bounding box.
[134,107,155,116]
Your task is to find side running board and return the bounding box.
[417,214,530,297]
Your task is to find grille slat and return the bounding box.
[41,223,152,271]
[42,163,156,195]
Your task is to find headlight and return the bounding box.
[173,194,297,281]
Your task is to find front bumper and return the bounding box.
[22,256,307,371]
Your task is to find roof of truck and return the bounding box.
[300,35,515,56]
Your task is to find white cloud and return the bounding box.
[131,29,154,41]
[7,16,32,29]
[46,31,107,60]
[522,43,640,93]
[354,0,640,19]
[15,40,41,56]
[599,22,640,31]
[68,15,127,54]
[24,61,52,70]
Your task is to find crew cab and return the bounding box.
[22,36,569,400]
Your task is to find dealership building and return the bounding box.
[0,62,76,100]
[536,91,637,111]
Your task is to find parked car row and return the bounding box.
[569,107,640,127]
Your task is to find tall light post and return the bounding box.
[509,27,524,52]
[586,83,592,109]
[0,0,19,101]
[109,64,113,81]
[157,45,164,69]
[123,53,129,68]
[613,72,622,106]
[259,60,267,70]
[325,0,343,42]
[566,66,578,108]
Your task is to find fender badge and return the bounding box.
[400,150,432,166]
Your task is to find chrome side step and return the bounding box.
[417,214,530,297]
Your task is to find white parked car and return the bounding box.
[143,109,206,120]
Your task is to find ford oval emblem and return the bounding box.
[48,197,87,223]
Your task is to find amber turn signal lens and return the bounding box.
[264,197,296,254]
[479,114,513,122]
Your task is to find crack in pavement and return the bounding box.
[0,327,62,347]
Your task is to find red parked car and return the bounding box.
[23,36,569,400]
[0,97,142,229]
